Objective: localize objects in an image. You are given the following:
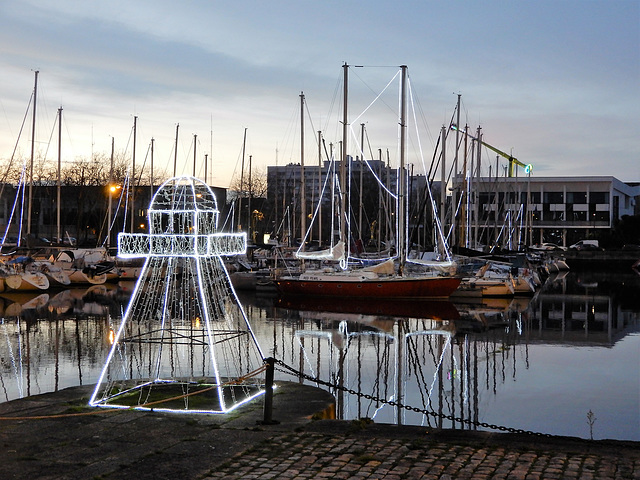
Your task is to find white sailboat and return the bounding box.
[3,257,49,291]
[53,248,111,285]
[32,260,71,287]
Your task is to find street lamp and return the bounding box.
[107,184,122,248]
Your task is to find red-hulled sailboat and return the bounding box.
[275,65,461,300]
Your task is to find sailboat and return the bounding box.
[3,257,49,291]
[275,65,461,299]
[53,248,110,285]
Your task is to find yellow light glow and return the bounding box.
[108,329,115,345]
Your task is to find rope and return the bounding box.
[135,364,269,409]
[0,364,269,421]
[0,409,114,421]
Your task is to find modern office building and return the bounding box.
[451,175,640,249]
[267,162,640,252]
[266,158,429,249]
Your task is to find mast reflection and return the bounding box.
[0,272,637,438]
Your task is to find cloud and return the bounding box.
[0,0,637,186]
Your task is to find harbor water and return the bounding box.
[0,270,638,441]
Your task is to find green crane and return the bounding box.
[450,125,532,177]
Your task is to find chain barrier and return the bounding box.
[272,358,554,438]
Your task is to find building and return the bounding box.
[0,182,228,249]
[451,175,640,250]
[266,158,428,251]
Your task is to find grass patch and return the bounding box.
[407,438,428,450]
[348,417,374,432]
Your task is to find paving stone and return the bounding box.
[0,384,638,479]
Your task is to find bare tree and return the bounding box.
[0,148,171,245]
[228,165,268,200]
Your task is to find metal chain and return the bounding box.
[273,358,553,438]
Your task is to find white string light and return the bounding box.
[90,176,265,414]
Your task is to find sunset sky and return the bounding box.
[1,1,638,188]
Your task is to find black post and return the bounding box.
[262,357,277,425]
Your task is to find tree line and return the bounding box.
[0,149,168,188]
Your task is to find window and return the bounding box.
[566,192,587,204]
[590,192,608,203]
[543,192,563,203]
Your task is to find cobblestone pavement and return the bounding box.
[0,385,638,479]
[202,426,640,480]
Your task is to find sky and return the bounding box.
[0,0,638,189]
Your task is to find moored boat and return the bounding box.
[4,270,50,291]
[276,65,460,300]
[276,271,461,299]
[33,260,71,287]
[3,257,50,291]
[452,277,514,298]
[53,248,111,285]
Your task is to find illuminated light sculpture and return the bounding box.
[89,176,266,413]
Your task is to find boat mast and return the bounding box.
[359,123,364,249]
[248,154,252,243]
[462,125,469,248]
[300,92,306,252]
[474,126,482,248]
[340,64,348,261]
[130,115,137,233]
[440,125,446,257]
[452,93,461,249]
[398,65,407,273]
[27,70,38,237]
[108,137,114,248]
[274,146,279,243]
[193,134,197,177]
[377,148,383,252]
[238,128,247,232]
[56,106,62,245]
[317,130,322,248]
[150,137,154,198]
[173,123,179,177]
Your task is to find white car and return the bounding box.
[530,242,567,251]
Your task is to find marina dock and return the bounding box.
[0,383,637,479]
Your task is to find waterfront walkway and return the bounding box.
[0,383,637,479]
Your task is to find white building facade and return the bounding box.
[452,175,640,249]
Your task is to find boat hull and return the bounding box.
[43,270,71,287]
[275,275,461,299]
[5,272,50,291]
[63,268,107,285]
[452,278,514,298]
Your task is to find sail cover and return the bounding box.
[296,240,345,261]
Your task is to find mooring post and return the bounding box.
[263,357,276,424]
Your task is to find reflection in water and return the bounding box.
[0,272,638,440]
[0,284,123,402]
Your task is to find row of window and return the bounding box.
[479,211,609,222]
[478,191,609,204]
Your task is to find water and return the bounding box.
[0,271,638,441]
